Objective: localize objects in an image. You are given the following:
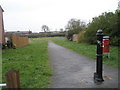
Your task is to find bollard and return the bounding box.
[94,29,104,82]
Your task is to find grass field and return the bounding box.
[52,38,119,68]
[2,38,52,88]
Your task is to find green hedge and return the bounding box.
[78,10,119,46]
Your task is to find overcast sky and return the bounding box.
[1,0,118,32]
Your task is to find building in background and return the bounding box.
[0,5,5,45]
[5,30,32,37]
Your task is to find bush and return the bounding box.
[110,37,120,46]
[78,30,86,43]
[82,10,119,46]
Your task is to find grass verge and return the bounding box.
[52,38,119,68]
[2,38,52,88]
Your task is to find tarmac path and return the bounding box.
[48,41,118,88]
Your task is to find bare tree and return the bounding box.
[41,25,49,32]
[65,18,86,40]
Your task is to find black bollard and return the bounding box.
[94,29,104,82]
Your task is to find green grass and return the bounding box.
[2,37,119,88]
[2,38,52,88]
[52,38,119,68]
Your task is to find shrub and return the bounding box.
[78,30,86,43]
[83,10,119,46]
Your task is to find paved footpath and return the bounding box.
[48,41,119,88]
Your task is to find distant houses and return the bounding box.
[5,31,32,37]
[0,5,5,46]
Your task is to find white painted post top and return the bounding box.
[0,83,6,87]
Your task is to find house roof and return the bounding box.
[5,31,32,35]
[0,5,4,12]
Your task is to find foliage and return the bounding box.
[2,38,52,88]
[83,10,119,46]
[41,25,49,32]
[53,38,119,68]
[65,18,86,40]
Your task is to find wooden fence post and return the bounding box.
[6,70,20,89]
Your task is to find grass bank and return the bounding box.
[52,38,119,68]
[2,38,52,88]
